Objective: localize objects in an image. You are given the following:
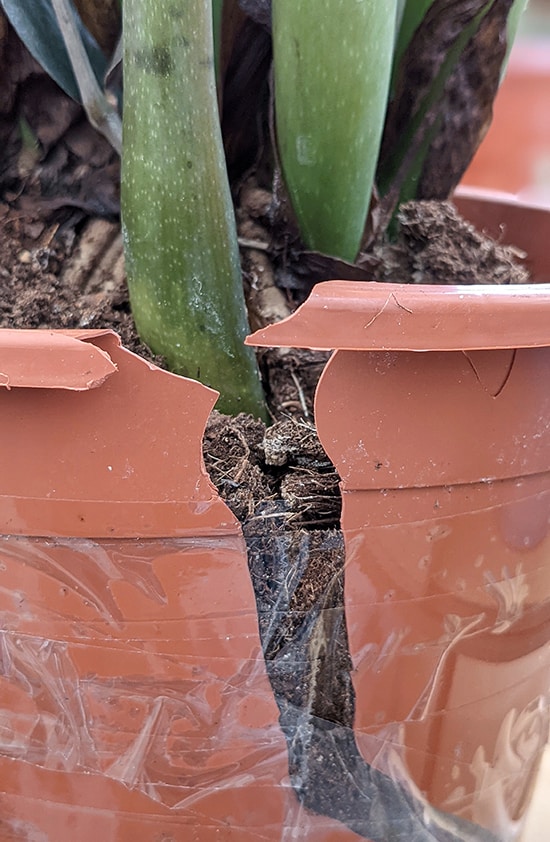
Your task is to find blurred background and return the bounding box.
[461,0,550,206]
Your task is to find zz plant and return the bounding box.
[0,0,529,415]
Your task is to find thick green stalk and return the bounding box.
[122,0,265,418]
[273,0,397,262]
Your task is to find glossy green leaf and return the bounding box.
[0,0,107,103]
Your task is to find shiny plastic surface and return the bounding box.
[316,347,550,841]
[0,330,362,841]
[248,267,550,839]
[2,197,550,840]
[245,280,550,354]
[0,328,117,389]
[0,534,293,840]
[0,330,237,538]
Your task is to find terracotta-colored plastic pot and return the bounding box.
[461,43,550,205]
[0,194,549,841]
[0,330,290,840]
[0,330,369,841]
[248,195,550,841]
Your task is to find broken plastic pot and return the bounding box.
[0,331,296,841]
[247,198,550,842]
[0,194,549,841]
[0,328,390,841]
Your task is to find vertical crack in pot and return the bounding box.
[462,348,518,398]
[203,413,500,842]
[244,525,499,842]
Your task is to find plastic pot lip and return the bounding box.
[247,191,550,352]
[0,328,119,389]
[246,280,550,353]
[0,330,240,539]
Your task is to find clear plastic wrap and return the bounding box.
[0,534,294,840]
[1,516,547,841]
[246,277,550,841]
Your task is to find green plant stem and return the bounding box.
[122,0,265,418]
[273,0,397,262]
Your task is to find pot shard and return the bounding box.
[0,329,398,841]
[249,276,550,842]
[0,329,296,842]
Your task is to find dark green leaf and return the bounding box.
[0,0,107,102]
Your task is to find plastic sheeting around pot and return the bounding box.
[248,267,550,841]
[0,533,292,840]
[2,197,550,841]
[0,330,511,842]
[0,330,356,842]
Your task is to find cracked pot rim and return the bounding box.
[246,281,550,352]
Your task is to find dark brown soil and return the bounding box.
[373,200,530,286]
[0,203,161,362]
